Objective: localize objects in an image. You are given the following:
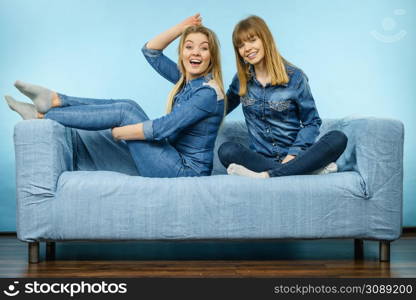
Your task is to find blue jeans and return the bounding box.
[45,94,199,178]
[218,130,348,177]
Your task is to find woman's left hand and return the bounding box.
[282,154,296,164]
[111,123,145,141]
[111,127,122,141]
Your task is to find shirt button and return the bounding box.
[266,129,270,133]
[272,143,276,146]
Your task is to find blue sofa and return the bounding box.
[14,117,404,263]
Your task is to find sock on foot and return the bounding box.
[312,162,338,175]
[227,163,267,179]
[4,95,37,120]
[14,80,54,113]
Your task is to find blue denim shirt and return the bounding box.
[141,44,225,175]
[227,65,322,159]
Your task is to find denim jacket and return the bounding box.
[141,44,225,175]
[227,65,322,159]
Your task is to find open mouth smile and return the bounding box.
[190,59,202,67]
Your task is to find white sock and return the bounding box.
[14,80,54,113]
[4,95,37,120]
[312,162,338,175]
[227,163,268,178]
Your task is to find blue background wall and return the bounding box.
[0,0,415,231]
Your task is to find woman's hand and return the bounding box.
[111,127,122,141]
[179,13,202,31]
[146,13,202,51]
[112,123,145,141]
[282,154,296,164]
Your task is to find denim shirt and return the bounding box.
[227,65,322,159]
[141,44,225,175]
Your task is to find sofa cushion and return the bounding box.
[39,169,370,241]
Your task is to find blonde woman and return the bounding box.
[5,14,225,178]
[219,15,347,178]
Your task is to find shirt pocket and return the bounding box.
[268,99,293,120]
[269,99,292,112]
[241,95,256,107]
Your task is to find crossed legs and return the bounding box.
[218,130,348,178]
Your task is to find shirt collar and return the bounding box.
[248,64,289,88]
[186,73,213,88]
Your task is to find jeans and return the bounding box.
[45,94,199,178]
[218,130,348,177]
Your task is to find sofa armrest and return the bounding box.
[345,117,404,199]
[339,117,404,240]
[14,119,73,240]
[307,116,404,240]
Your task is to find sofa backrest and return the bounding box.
[71,117,403,180]
[71,119,348,176]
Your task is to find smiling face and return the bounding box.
[232,16,289,96]
[237,35,265,66]
[182,32,211,80]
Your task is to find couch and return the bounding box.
[14,117,404,263]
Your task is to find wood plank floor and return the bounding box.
[1,234,415,278]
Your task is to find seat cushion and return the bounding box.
[36,170,370,241]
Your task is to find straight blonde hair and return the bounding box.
[232,15,289,96]
[166,26,226,113]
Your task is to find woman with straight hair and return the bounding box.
[5,14,226,178]
[218,15,347,178]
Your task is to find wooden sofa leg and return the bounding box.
[354,239,364,259]
[46,242,56,260]
[379,241,390,262]
[28,242,39,264]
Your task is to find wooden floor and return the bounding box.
[1,234,415,278]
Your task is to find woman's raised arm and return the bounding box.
[147,13,202,50]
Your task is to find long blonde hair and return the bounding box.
[232,15,290,96]
[166,26,225,113]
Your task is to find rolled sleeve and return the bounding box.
[142,120,154,140]
[287,146,303,156]
[141,43,181,84]
[141,44,163,57]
